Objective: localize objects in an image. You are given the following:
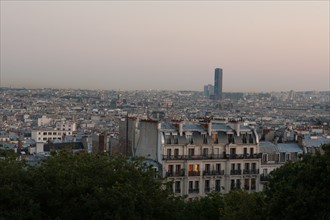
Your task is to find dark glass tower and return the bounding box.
[214,68,223,100]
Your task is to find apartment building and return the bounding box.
[259,141,303,190]
[31,130,73,143]
[118,118,261,198]
[161,120,260,198]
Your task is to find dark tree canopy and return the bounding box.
[265,144,330,220]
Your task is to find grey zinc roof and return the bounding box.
[183,124,205,132]
[161,123,177,131]
[259,141,279,154]
[303,137,330,148]
[277,143,303,153]
[212,123,229,131]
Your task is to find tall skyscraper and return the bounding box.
[214,68,223,100]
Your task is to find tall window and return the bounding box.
[186,135,193,144]
[250,148,254,156]
[216,163,221,174]
[205,164,210,174]
[251,178,256,190]
[189,181,193,193]
[167,149,171,159]
[188,148,195,157]
[195,181,199,192]
[215,179,221,191]
[213,132,218,144]
[173,135,178,144]
[243,147,247,155]
[174,148,179,158]
[203,148,209,157]
[202,133,208,144]
[205,180,210,192]
[231,179,235,190]
[236,179,241,189]
[244,179,249,190]
[175,181,181,193]
[165,135,171,144]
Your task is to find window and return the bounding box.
[244,163,250,171]
[53,132,57,135]
[286,153,290,161]
[215,180,221,191]
[202,133,208,144]
[167,149,172,159]
[48,132,52,135]
[263,169,268,176]
[205,180,210,192]
[244,147,248,155]
[175,165,181,175]
[216,163,221,173]
[203,148,209,157]
[212,132,218,144]
[188,148,195,157]
[262,154,267,163]
[173,135,178,144]
[230,148,236,156]
[168,165,173,172]
[249,134,254,144]
[186,134,193,144]
[174,149,179,158]
[205,164,210,174]
[43,132,47,135]
[236,179,241,189]
[231,180,235,190]
[175,181,181,193]
[250,148,254,156]
[189,181,193,193]
[165,135,171,144]
[242,134,247,144]
[251,178,256,190]
[228,134,235,144]
[280,152,286,162]
[244,179,249,190]
[251,163,256,172]
[194,181,199,192]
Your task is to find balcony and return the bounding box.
[230,169,242,175]
[227,154,261,159]
[162,154,226,160]
[166,171,185,177]
[260,174,270,182]
[243,169,259,175]
[188,171,201,176]
[203,170,225,176]
[189,188,200,193]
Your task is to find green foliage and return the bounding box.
[220,190,265,220]
[0,151,181,220]
[265,144,330,220]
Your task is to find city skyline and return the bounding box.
[0,1,329,92]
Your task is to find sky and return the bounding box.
[0,1,329,92]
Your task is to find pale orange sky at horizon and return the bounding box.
[0,1,329,92]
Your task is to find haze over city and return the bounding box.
[1,1,329,92]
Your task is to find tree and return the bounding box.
[265,144,330,220]
[0,150,185,219]
[220,190,265,220]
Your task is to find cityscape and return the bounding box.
[0,1,329,219]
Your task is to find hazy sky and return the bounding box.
[1,1,329,92]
